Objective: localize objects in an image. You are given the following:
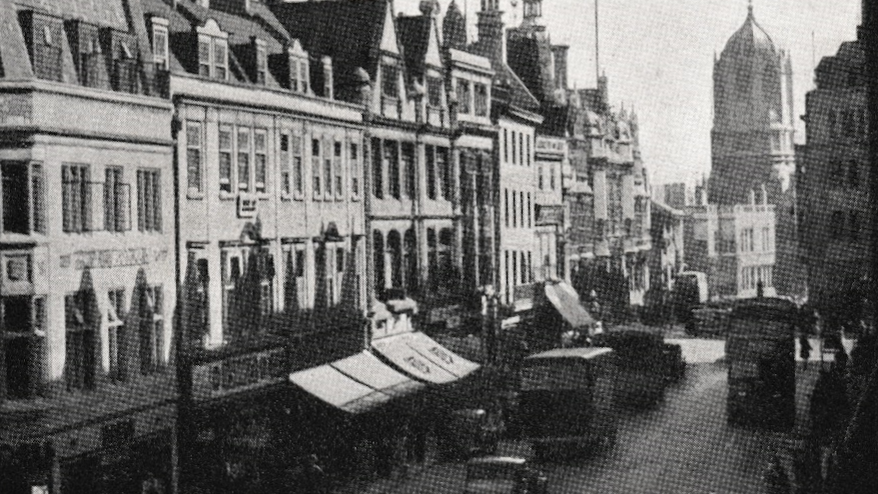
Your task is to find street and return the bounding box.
[347,338,823,494]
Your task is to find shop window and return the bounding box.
[65,292,96,392]
[457,78,471,114]
[186,122,204,195]
[141,285,164,374]
[426,145,437,199]
[62,164,93,233]
[137,169,162,232]
[333,141,343,199]
[107,288,126,383]
[401,142,415,198]
[312,138,322,199]
[387,141,400,199]
[1,162,45,234]
[350,141,360,200]
[219,125,233,194]
[254,129,268,194]
[1,296,46,400]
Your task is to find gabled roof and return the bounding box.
[269,0,391,102]
[467,39,540,113]
[396,15,431,79]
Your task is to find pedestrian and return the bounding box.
[302,454,328,494]
[764,454,791,494]
[799,334,812,370]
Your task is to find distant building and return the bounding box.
[797,22,869,329]
[710,3,802,296]
[655,182,692,210]
[649,201,685,293]
[683,196,777,300]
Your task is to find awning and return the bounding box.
[372,333,458,385]
[544,281,595,329]
[405,332,480,379]
[331,351,425,399]
[289,365,390,414]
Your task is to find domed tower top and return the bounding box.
[721,1,776,58]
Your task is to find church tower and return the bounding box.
[709,1,795,206]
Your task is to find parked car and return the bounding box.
[463,456,548,494]
[687,301,734,337]
[589,330,687,407]
[441,409,503,461]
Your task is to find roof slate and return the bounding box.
[15,0,129,30]
[396,15,430,80]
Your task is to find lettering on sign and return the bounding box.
[194,347,287,401]
[404,355,431,375]
[59,248,169,270]
[536,137,565,154]
[428,346,454,366]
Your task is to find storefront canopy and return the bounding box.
[545,281,595,330]
[331,351,425,399]
[371,332,480,385]
[289,365,390,414]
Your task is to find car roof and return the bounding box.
[467,456,528,466]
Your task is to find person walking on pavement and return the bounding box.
[764,454,792,494]
[799,334,812,370]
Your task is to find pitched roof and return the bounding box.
[396,15,430,80]
[16,0,129,30]
[468,39,540,113]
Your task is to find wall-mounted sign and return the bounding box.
[536,137,565,156]
[191,347,288,402]
[536,205,564,226]
[59,248,169,270]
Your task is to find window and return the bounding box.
[213,40,228,80]
[211,127,230,195]
[505,250,511,300]
[387,231,402,289]
[457,79,471,114]
[283,244,307,311]
[526,135,531,166]
[332,245,345,305]
[65,292,96,392]
[62,164,92,233]
[280,133,291,197]
[322,57,334,99]
[550,164,556,190]
[1,296,46,400]
[387,141,400,199]
[292,135,304,198]
[520,133,525,166]
[186,122,203,194]
[512,191,518,228]
[254,129,267,194]
[527,192,532,228]
[1,162,45,234]
[237,128,251,192]
[290,54,310,93]
[107,288,126,383]
[401,142,415,198]
[104,167,128,232]
[520,191,525,228]
[849,210,860,241]
[256,43,268,85]
[333,141,343,199]
[350,141,360,200]
[848,160,859,188]
[437,147,451,200]
[426,145,437,199]
[511,131,517,164]
[323,140,333,196]
[503,129,509,163]
[312,138,322,199]
[438,229,453,290]
[505,188,510,228]
[427,76,443,107]
[474,83,488,116]
[141,285,164,375]
[152,21,169,71]
[382,63,399,98]
[404,230,417,291]
[538,165,544,190]
[198,34,228,80]
[372,138,384,198]
[198,38,211,76]
[137,169,162,232]
[512,251,519,287]
[427,228,438,289]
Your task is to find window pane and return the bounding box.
[237,128,250,191]
[219,126,233,193]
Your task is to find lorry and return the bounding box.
[725,297,798,431]
[518,347,618,460]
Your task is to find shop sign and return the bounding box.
[536,137,565,156]
[59,247,169,270]
[192,347,287,401]
[535,205,564,226]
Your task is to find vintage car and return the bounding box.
[463,456,548,494]
[441,408,503,460]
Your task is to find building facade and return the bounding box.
[0,1,176,493]
[798,25,869,331]
[710,3,801,297]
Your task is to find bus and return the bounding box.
[519,347,618,460]
[725,297,798,431]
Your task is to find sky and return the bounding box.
[395,0,862,186]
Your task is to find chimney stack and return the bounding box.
[551,45,569,91]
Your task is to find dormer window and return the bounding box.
[288,40,309,94]
[322,56,333,100]
[196,19,229,81]
[255,39,268,85]
[151,17,169,71]
[381,63,399,98]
